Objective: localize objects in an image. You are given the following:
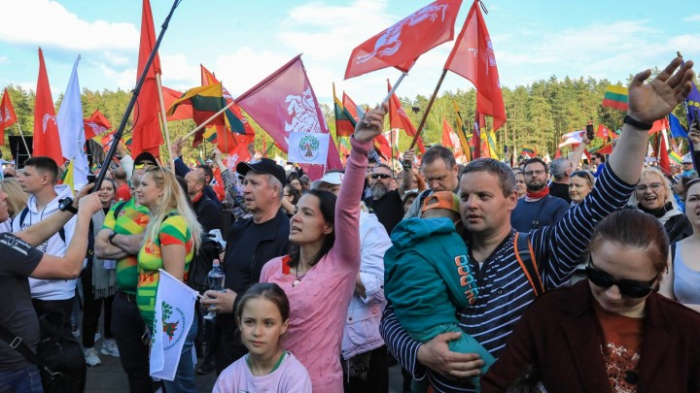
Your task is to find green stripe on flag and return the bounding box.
[189,95,225,112]
[603,91,627,103]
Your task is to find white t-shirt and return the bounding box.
[213,351,312,393]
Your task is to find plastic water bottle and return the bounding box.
[204,259,225,321]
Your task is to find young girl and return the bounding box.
[213,283,312,393]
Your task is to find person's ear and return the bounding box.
[323,223,334,235]
[280,319,289,336]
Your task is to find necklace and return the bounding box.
[292,266,309,287]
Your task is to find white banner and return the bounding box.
[287,132,330,165]
[150,269,198,381]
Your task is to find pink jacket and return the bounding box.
[260,136,370,392]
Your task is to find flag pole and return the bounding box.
[155,73,175,171]
[382,72,407,105]
[15,123,31,158]
[410,69,448,149]
[94,0,182,192]
[183,101,235,140]
[263,139,275,158]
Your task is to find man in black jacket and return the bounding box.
[200,158,290,373]
[184,170,223,233]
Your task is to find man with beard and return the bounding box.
[364,164,406,235]
[511,157,569,231]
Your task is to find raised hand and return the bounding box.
[79,193,103,216]
[403,148,416,165]
[628,57,695,124]
[354,103,388,143]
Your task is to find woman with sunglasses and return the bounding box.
[483,209,700,392]
[628,166,692,243]
[569,170,595,205]
[135,165,202,393]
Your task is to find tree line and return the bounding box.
[2,69,695,163]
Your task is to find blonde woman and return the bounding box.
[0,178,28,232]
[135,165,202,393]
[628,166,692,243]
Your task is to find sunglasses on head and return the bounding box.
[585,264,657,298]
[371,173,392,179]
[134,162,156,170]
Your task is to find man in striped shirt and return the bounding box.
[380,57,695,392]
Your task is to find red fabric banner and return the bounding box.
[131,0,164,159]
[388,80,425,153]
[33,48,64,164]
[236,55,342,179]
[0,88,17,142]
[344,0,463,79]
[445,1,506,131]
[83,110,112,140]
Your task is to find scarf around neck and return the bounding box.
[525,186,550,202]
[91,204,116,299]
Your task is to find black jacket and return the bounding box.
[192,193,223,233]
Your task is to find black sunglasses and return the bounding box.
[371,173,392,179]
[585,265,656,298]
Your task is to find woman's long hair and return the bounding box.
[0,178,28,218]
[287,189,336,269]
[141,166,202,251]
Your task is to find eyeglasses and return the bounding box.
[371,173,392,180]
[635,182,662,192]
[523,170,545,176]
[585,264,656,298]
[590,157,598,161]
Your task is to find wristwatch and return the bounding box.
[108,231,118,245]
[623,115,653,131]
[402,162,412,171]
[58,197,78,214]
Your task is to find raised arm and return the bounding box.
[333,105,386,266]
[30,194,103,279]
[533,57,696,288]
[400,149,416,195]
[568,132,590,170]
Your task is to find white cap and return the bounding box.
[310,172,344,190]
[682,153,693,164]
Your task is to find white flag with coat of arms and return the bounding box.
[287,132,330,165]
[150,269,198,381]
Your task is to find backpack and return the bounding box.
[162,211,222,294]
[514,232,545,297]
[0,312,86,393]
[19,207,93,260]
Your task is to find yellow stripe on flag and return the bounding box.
[606,85,628,95]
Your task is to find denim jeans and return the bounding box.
[0,364,43,393]
[111,291,152,393]
[162,315,198,393]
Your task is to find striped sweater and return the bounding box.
[379,164,636,393]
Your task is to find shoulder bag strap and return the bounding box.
[514,232,545,297]
[0,324,59,378]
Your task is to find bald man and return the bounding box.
[185,170,223,233]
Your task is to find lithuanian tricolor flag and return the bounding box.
[167,83,228,127]
[670,151,683,164]
[521,145,537,157]
[602,85,628,111]
[203,127,217,143]
[333,83,356,137]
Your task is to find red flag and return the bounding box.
[388,80,426,153]
[656,131,672,176]
[442,118,455,149]
[554,148,561,159]
[83,110,112,140]
[596,124,610,140]
[33,48,64,164]
[445,1,506,131]
[342,93,360,122]
[344,0,463,79]
[211,166,226,202]
[236,55,342,180]
[131,0,164,159]
[648,117,670,135]
[374,133,393,160]
[0,89,18,143]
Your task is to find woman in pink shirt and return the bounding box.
[260,105,386,392]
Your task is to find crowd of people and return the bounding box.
[0,57,699,393]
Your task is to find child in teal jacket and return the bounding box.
[384,191,495,391]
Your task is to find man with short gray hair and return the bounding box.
[548,157,573,203]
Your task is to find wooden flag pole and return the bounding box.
[155,73,175,171]
[183,101,236,140]
[15,122,31,158]
[410,69,448,149]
